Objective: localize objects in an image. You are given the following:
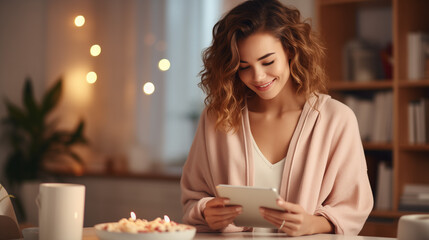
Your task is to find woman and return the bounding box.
[180,0,373,236]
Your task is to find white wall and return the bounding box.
[0,0,47,184]
[0,0,317,226]
[283,0,315,21]
[0,0,317,178]
[222,0,315,23]
[0,0,147,174]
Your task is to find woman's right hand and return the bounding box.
[203,197,242,230]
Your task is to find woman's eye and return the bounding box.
[239,66,250,70]
[263,60,275,66]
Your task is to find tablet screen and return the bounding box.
[216,184,284,228]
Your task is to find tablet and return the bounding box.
[215,184,284,228]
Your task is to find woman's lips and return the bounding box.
[255,79,275,91]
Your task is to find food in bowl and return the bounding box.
[98,216,194,233]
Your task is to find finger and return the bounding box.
[282,221,299,231]
[271,211,303,225]
[259,207,286,222]
[205,213,239,224]
[206,197,230,207]
[276,199,303,214]
[260,207,301,224]
[261,211,301,231]
[282,212,302,224]
[261,214,283,228]
[205,205,242,217]
[212,214,238,225]
[204,206,242,220]
[268,217,299,234]
[260,207,286,215]
[209,214,238,230]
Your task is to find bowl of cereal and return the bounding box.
[94,214,196,240]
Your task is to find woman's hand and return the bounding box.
[203,197,242,230]
[259,199,333,236]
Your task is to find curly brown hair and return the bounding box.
[199,0,327,132]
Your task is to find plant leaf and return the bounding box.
[23,77,39,118]
[3,76,89,186]
[3,99,26,126]
[67,120,88,145]
[66,150,85,166]
[41,78,62,115]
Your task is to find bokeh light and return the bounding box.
[90,44,101,56]
[74,15,85,27]
[143,82,155,95]
[158,59,170,71]
[86,71,97,84]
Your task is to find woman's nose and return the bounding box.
[253,67,266,81]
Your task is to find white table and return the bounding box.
[83,228,396,240]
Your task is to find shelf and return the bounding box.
[328,80,393,91]
[398,80,429,88]
[370,210,422,219]
[320,0,389,6]
[363,142,393,151]
[318,0,429,236]
[51,167,182,181]
[399,144,429,151]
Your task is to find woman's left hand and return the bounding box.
[259,198,333,236]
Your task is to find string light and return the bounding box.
[143,82,155,95]
[90,44,101,56]
[158,59,170,71]
[86,71,97,84]
[74,15,85,27]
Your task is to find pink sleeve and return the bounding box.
[180,109,215,231]
[180,109,246,233]
[314,105,373,235]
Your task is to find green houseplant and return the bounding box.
[2,77,88,186]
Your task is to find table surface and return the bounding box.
[82,227,396,240]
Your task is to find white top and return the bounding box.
[251,133,285,232]
[252,133,285,191]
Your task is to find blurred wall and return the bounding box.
[0,0,148,176]
[0,0,48,184]
[0,0,316,181]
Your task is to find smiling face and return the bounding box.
[237,32,291,101]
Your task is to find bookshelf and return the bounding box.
[316,0,429,237]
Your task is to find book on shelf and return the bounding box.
[408,101,417,144]
[407,32,429,80]
[380,43,393,79]
[373,92,393,142]
[375,161,392,210]
[343,39,381,82]
[344,91,393,143]
[402,184,429,194]
[399,184,429,212]
[407,98,429,144]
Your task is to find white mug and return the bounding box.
[21,227,38,240]
[37,183,85,240]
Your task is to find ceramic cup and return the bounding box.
[22,227,38,240]
[397,214,429,240]
[37,183,85,240]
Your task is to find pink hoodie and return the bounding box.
[180,94,373,235]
